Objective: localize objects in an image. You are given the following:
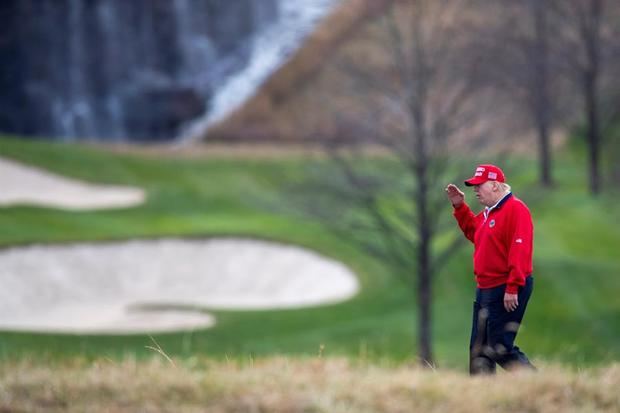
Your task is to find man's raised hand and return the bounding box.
[445,184,465,208]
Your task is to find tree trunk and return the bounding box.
[582,0,603,195]
[533,0,553,187]
[411,92,433,366]
[417,208,433,366]
[584,71,601,195]
[415,150,433,365]
[537,116,552,187]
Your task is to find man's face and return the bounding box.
[473,181,497,207]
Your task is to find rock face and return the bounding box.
[0,0,278,141]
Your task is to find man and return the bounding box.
[445,164,536,374]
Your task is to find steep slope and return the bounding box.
[203,0,397,142]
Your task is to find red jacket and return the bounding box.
[453,193,533,294]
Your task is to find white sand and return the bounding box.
[0,238,359,334]
[0,155,359,334]
[0,156,145,210]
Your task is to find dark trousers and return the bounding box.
[469,276,535,374]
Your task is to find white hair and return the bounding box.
[498,182,511,193]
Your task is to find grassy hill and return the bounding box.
[0,135,619,370]
[2,357,619,412]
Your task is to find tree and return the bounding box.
[529,0,554,188]
[477,0,561,188]
[549,0,617,194]
[286,0,495,366]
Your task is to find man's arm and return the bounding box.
[506,202,534,293]
[445,184,477,243]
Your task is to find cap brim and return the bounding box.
[464,177,486,186]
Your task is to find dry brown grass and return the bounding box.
[1,357,619,412]
[205,0,397,143]
[202,0,560,157]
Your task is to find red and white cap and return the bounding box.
[464,164,505,186]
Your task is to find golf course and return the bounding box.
[3,0,620,410]
[0,135,619,411]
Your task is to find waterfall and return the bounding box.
[0,0,340,142]
[59,0,94,138]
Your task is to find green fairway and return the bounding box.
[0,135,618,369]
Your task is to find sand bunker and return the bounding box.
[0,238,359,334]
[0,156,145,210]
[0,156,359,334]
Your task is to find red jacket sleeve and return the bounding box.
[453,202,478,243]
[505,201,534,294]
